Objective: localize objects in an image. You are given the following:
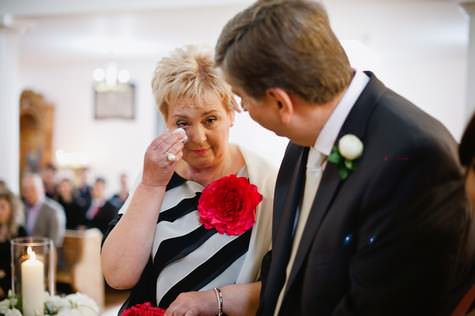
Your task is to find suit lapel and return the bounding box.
[264,143,308,314]
[32,205,45,235]
[272,144,308,238]
[284,72,387,294]
[284,158,343,294]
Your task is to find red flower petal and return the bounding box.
[198,175,263,235]
[121,302,166,316]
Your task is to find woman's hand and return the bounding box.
[164,282,260,316]
[165,290,217,316]
[142,128,187,187]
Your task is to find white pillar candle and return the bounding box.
[21,247,44,316]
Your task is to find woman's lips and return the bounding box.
[191,148,209,156]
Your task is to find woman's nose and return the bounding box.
[187,125,207,143]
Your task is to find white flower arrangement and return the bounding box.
[0,291,99,316]
[329,134,364,180]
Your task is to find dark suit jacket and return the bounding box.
[86,200,118,235]
[258,72,475,316]
[57,196,87,230]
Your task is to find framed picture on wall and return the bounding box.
[94,82,135,120]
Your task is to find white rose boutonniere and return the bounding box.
[328,134,364,180]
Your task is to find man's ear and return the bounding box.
[266,88,294,124]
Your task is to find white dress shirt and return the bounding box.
[25,198,44,235]
[274,70,369,315]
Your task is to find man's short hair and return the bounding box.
[215,0,353,104]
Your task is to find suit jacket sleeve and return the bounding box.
[47,202,66,247]
[332,137,472,316]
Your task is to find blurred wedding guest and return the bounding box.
[21,174,66,247]
[452,113,475,316]
[41,163,58,199]
[0,180,25,226]
[102,46,277,314]
[56,177,86,230]
[110,173,130,209]
[77,167,92,210]
[0,180,7,193]
[0,191,27,299]
[85,177,118,235]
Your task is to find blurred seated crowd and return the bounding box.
[0,165,130,299]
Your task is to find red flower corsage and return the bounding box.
[121,302,166,316]
[198,174,263,235]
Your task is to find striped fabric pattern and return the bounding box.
[152,171,253,308]
[109,146,277,312]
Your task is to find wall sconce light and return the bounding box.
[93,62,130,86]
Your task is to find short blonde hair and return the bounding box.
[152,45,238,117]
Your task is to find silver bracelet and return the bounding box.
[213,287,223,316]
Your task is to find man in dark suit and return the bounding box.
[77,167,92,210]
[215,1,475,315]
[85,177,118,235]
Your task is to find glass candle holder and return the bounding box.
[11,237,55,316]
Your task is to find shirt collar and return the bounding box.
[313,70,370,156]
[27,197,44,216]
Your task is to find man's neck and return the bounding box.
[28,197,44,209]
[289,90,346,147]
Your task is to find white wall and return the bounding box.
[0,32,20,193]
[343,42,467,139]
[376,53,467,139]
[328,0,468,140]
[19,59,158,194]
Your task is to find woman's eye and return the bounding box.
[205,116,217,125]
[176,121,188,127]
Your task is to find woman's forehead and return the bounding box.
[170,94,225,115]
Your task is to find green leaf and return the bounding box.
[328,147,342,164]
[344,160,353,170]
[339,167,349,180]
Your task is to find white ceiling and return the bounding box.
[0,0,253,16]
[0,0,470,64]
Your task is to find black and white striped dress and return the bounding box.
[107,146,277,310]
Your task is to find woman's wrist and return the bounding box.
[137,182,167,193]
